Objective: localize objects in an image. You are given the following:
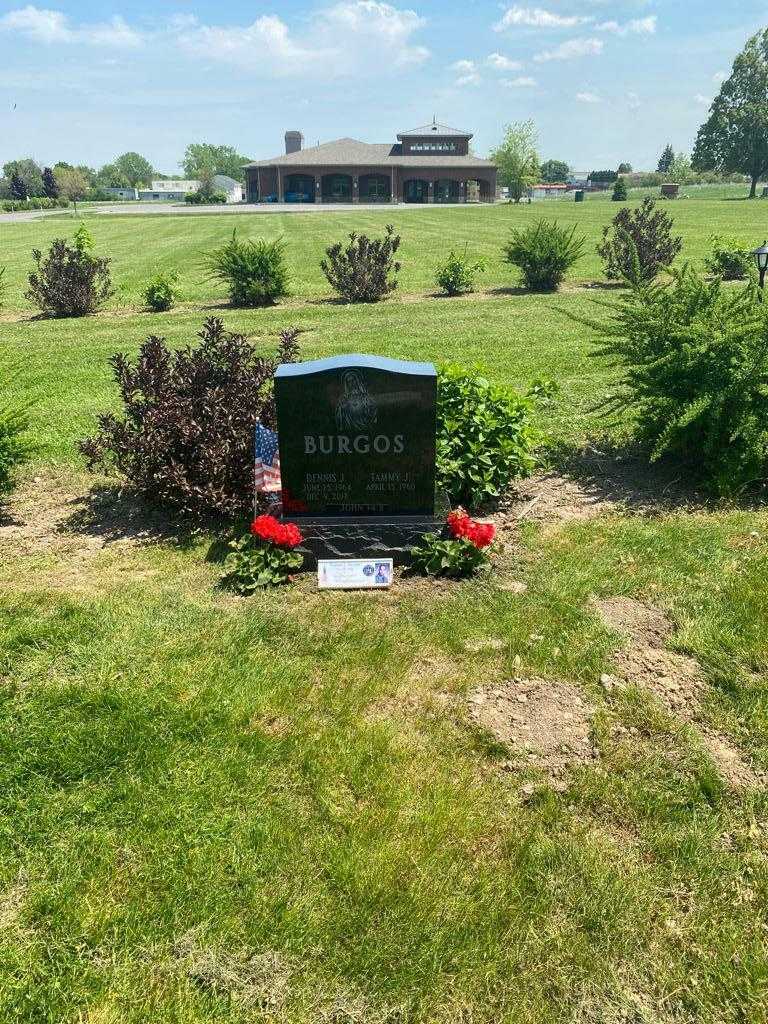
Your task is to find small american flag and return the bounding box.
[254,423,281,493]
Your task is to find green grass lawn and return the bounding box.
[2,203,768,1023]
[1,193,765,309]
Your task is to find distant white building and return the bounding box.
[138,176,244,203]
[102,186,139,200]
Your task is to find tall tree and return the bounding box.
[3,158,44,197]
[540,159,569,183]
[42,167,59,199]
[617,162,633,174]
[182,143,250,181]
[9,172,27,200]
[56,167,89,211]
[693,29,768,197]
[490,121,539,203]
[657,144,674,174]
[95,163,131,189]
[113,152,154,187]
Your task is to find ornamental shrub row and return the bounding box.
[2,197,69,212]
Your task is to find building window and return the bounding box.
[409,142,457,153]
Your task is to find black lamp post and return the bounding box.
[752,240,768,292]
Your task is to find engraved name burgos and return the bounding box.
[304,369,405,455]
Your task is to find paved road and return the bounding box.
[0,201,495,224]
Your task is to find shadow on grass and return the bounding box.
[59,483,231,551]
[545,439,768,515]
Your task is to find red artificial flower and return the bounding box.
[447,507,495,549]
[447,507,471,539]
[251,514,303,549]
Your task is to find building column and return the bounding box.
[427,181,434,204]
[277,168,284,203]
[391,167,397,203]
[352,175,359,203]
[460,181,467,203]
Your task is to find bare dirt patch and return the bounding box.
[500,469,619,525]
[0,471,197,592]
[496,444,739,529]
[469,677,598,784]
[596,596,762,789]
[0,870,29,935]
[173,930,291,1011]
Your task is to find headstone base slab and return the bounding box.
[289,515,445,568]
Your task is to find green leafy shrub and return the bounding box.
[503,220,586,292]
[411,534,489,578]
[204,231,289,307]
[321,225,401,302]
[435,247,485,296]
[222,533,303,592]
[186,189,227,205]
[142,270,180,312]
[80,319,301,517]
[25,235,113,318]
[1,197,67,212]
[436,366,552,507]
[580,266,768,494]
[612,177,629,202]
[703,236,754,281]
[598,196,683,283]
[0,395,32,498]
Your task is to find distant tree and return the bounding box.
[94,163,131,189]
[490,121,540,203]
[9,172,27,200]
[182,143,250,181]
[540,159,569,183]
[42,167,59,199]
[617,162,633,174]
[693,29,768,198]
[657,144,675,174]
[668,151,693,184]
[589,170,618,185]
[3,158,43,197]
[56,166,89,210]
[113,152,154,187]
[612,176,629,201]
[196,165,217,200]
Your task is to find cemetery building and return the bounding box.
[244,121,497,204]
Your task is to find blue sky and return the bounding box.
[0,1,765,174]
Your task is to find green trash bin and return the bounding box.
[574,190,585,203]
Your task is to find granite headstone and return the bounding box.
[274,354,441,564]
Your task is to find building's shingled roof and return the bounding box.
[397,121,472,139]
[244,137,494,169]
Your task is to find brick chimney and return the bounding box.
[285,131,303,155]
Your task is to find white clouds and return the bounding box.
[178,1,429,75]
[694,93,711,105]
[597,16,656,37]
[576,91,600,103]
[0,6,142,47]
[451,58,480,85]
[713,70,727,83]
[320,1,428,65]
[495,6,587,31]
[502,75,536,87]
[627,91,641,111]
[0,1,429,74]
[486,52,522,71]
[176,14,324,72]
[534,37,603,62]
